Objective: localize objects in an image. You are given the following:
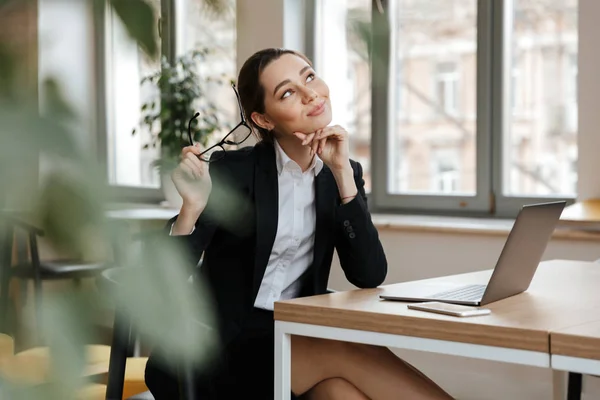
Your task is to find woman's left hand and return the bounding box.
[294,125,350,171]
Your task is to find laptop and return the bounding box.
[379,200,567,306]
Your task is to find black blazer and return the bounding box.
[167,140,387,346]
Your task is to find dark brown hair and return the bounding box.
[237,48,312,143]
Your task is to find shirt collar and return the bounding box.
[274,139,323,177]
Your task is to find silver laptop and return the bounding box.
[379,201,567,306]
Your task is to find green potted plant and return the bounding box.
[134,48,229,207]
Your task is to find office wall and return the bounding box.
[328,228,600,400]
[235,0,306,148]
[235,0,305,73]
[329,229,600,291]
[577,0,600,200]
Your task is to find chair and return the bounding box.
[102,267,199,400]
[0,214,111,337]
[0,214,118,396]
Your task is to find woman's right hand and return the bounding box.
[171,144,212,212]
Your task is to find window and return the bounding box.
[101,0,238,199]
[176,0,238,135]
[105,0,162,190]
[435,62,459,116]
[385,0,478,201]
[325,0,579,216]
[565,52,578,132]
[314,0,372,191]
[432,150,460,193]
[503,0,578,200]
[510,65,521,115]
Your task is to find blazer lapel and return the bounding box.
[311,166,335,278]
[252,142,279,300]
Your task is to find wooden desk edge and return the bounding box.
[274,303,549,352]
[551,331,600,360]
[559,199,600,224]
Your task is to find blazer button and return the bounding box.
[343,220,350,227]
[349,232,356,239]
[346,226,353,233]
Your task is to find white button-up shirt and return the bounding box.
[171,141,324,311]
[253,140,323,310]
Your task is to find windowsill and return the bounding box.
[105,202,179,221]
[105,202,600,241]
[372,213,600,241]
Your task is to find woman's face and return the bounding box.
[253,54,332,138]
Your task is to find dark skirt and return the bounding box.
[145,308,298,400]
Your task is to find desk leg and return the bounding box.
[553,370,567,400]
[567,372,582,400]
[275,321,291,400]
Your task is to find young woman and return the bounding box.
[145,48,452,400]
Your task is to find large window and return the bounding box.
[102,0,237,198]
[316,0,578,215]
[105,0,162,190]
[176,0,238,137]
[504,0,578,198]
[389,1,477,197]
[315,0,372,190]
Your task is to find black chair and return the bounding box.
[102,267,200,400]
[0,214,111,336]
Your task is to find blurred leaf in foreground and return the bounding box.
[108,232,219,370]
[109,0,158,59]
[0,0,223,397]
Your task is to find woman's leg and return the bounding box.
[303,378,370,400]
[291,337,453,400]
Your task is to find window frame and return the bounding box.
[491,0,575,217]
[364,0,575,217]
[370,0,494,215]
[94,0,175,203]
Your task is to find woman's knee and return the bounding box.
[306,378,368,400]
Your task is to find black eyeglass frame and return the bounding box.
[187,83,252,162]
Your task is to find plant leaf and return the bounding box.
[41,78,77,120]
[0,43,17,98]
[109,0,158,59]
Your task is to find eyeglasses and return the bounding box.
[187,83,253,163]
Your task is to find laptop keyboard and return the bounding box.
[431,284,486,301]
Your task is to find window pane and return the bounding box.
[388,0,478,195]
[107,0,161,189]
[316,0,372,191]
[504,0,578,197]
[178,0,238,142]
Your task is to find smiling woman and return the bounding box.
[236,49,330,144]
[145,48,452,400]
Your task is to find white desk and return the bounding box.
[274,260,600,400]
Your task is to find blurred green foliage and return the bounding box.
[0,0,226,398]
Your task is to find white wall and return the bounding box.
[235,0,305,73]
[329,229,600,291]
[235,0,307,147]
[577,0,600,200]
